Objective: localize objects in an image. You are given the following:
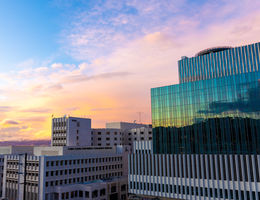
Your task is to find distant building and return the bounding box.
[106,122,148,131]
[1,116,132,200]
[0,146,34,155]
[0,116,151,200]
[51,117,152,149]
[51,116,91,147]
[91,128,122,146]
[123,126,152,147]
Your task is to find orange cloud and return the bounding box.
[1,1,260,141]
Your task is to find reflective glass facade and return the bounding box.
[152,42,260,154]
[179,42,260,83]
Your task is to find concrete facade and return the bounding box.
[91,129,122,146]
[2,147,128,200]
[52,116,91,147]
[129,141,260,200]
[123,127,152,147]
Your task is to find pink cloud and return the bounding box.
[1,0,260,140]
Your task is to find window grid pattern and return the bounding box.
[129,153,260,200]
[179,42,260,83]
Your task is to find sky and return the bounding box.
[0,0,260,141]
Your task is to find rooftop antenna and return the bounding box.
[137,112,143,124]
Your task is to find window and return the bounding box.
[92,190,98,198]
[111,186,117,193]
[79,190,83,197]
[100,189,106,196]
[98,137,101,141]
[85,191,89,198]
[121,184,126,191]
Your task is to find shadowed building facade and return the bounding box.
[129,42,260,200]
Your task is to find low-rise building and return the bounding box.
[2,146,128,200]
[91,129,122,146]
[54,176,128,200]
[123,126,152,147]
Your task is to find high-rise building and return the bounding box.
[129,42,260,200]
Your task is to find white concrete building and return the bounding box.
[53,176,128,200]
[2,146,128,200]
[51,117,152,149]
[91,129,122,146]
[106,122,148,131]
[0,146,34,155]
[123,126,152,147]
[52,116,91,147]
[0,117,151,200]
[129,141,260,200]
[0,155,4,198]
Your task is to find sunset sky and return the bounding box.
[0,0,260,141]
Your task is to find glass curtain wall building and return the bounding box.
[129,42,260,200]
[152,43,260,154]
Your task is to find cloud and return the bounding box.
[0,106,13,112]
[51,63,63,69]
[0,126,29,140]
[47,83,63,91]
[1,0,260,140]
[16,58,37,68]
[20,116,47,122]
[62,71,132,84]
[21,108,52,113]
[61,0,187,60]
[65,107,79,112]
[60,0,260,61]
[1,119,20,125]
